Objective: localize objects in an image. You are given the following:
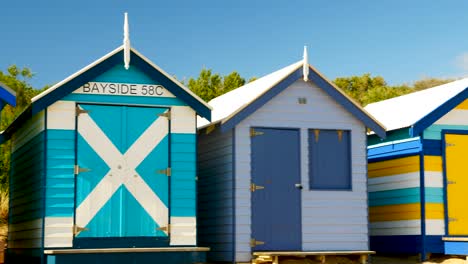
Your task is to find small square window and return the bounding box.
[308,129,351,190]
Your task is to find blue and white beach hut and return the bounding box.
[197,50,386,263]
[2,43,211,264]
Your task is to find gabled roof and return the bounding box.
[2,46,211,141]
[0,81,16,106]
[364,78,468,136]
[31,46,211,118]
[198,60,386,138]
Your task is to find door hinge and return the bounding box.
[75,106,90,116]
[250,128,264,137]
[446,142,455,147]
[447,180,456,184]
[449,217,458,222]
[250,183,265,192]
[158,111,171,120]
[73,225,89,236]
[156,167,171,176]
[74,165,91,174]
[156,224,170,234]
[250,238,265,248]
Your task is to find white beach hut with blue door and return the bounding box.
[2,15,211,264]
[365,78,468,259]
[197,49,386,263]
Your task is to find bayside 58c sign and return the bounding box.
[73,82,174,97]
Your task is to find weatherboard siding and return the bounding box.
[197,129,234,262]
[43,101,76,248]
[235,80,369,261]
[9,111,45,250]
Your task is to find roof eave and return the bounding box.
[306,65,386,138]
[410,87,468,137]
[219,65,303,132]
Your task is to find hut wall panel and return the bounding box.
[44,101,76,248]
[197,128,234,262]
[235,80,369,261]
[9,112,45,249]
[170,106,197,245]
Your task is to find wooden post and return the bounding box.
[273,255,279,264]
[360,254,368,264]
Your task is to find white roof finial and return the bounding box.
[123,12,131,70]
[303,45,309,82]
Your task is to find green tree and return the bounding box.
[220,71,245,95]
[413,77,454,91]
[333,74,413,106]
[187,69,222,102]
[0,65,45,191]
[188,69,248,101]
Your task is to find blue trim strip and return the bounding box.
[0,83,16,106]
[419,133,427,259]
[220,68,302,132]
[368,138,421,161]
[307,69,386,138]
[442,132,449,236]
[411,88,468,137]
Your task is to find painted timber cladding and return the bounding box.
[234,80,368,262]
[366,99,468,254]
[40,62,199,248]
[197,128,234,262]
[8,111,45,257]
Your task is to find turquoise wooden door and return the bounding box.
[74,104,170,243]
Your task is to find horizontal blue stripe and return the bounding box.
[46,129,75,218]
[445,241,468,255]
[171,133,196,142]
[368,138,421,161]
[62,93,187,106]
[369,187,443,206]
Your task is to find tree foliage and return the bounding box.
[0,65,45,191]
[333,73,413,106]
[187,69,246,101]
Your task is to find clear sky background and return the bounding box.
[2,1,468,89]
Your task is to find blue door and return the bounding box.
[251,127,301,250]
[74,104,170,246]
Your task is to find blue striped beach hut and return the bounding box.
[1,46,211,264]
[366,78,468,258]
[196,56,386,263]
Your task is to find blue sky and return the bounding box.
[2,1,468,89]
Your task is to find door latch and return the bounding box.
[250,183,265,192]
[250,238,265,247]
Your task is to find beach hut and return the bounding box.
[366,78,468,258]
[196,50,386,263]
[2,44,211,264]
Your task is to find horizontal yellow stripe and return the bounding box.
[369,156,420,178]
[456,99,468,110]
[424,156,442,171]
[370,203,444,222]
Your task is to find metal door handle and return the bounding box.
[295,183,303,189]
